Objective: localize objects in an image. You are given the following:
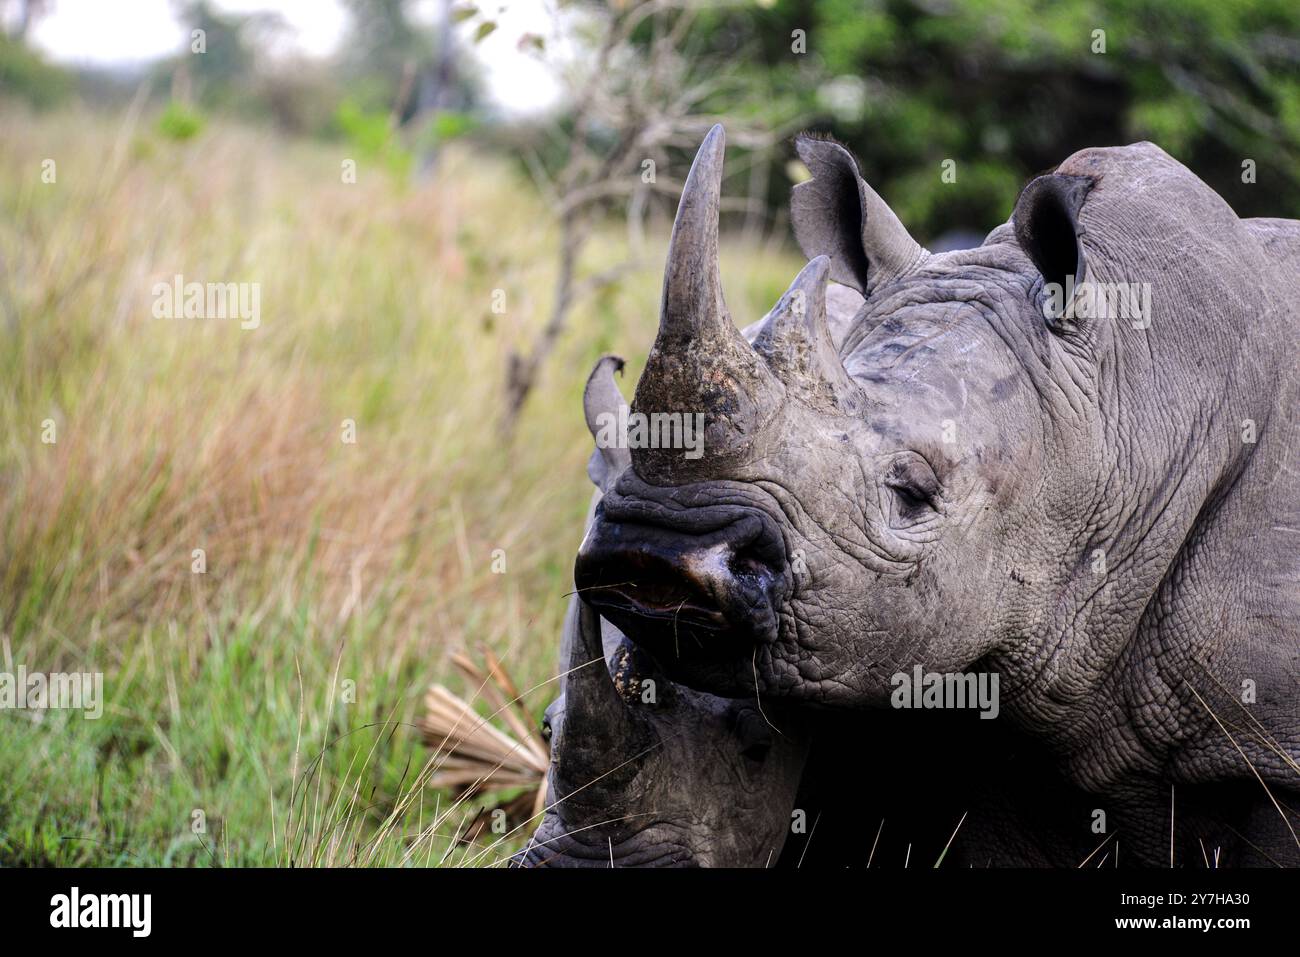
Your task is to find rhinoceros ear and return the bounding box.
[791,134,927,295]
[583,355,630,492]
[1012,173,1093,328]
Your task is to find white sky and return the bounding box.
[24,0,564,115]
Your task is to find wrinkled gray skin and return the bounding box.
[572,125,1300,866]
[514,362,808,867]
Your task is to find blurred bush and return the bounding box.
[333,99,414,181]
[0,32,71,109]
[157,100,206,141]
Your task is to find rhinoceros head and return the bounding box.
[575,125,1104,705]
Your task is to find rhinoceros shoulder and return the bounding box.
[1054,140,1182,182]
[1242,216,1300,268]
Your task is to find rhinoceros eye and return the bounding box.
[885,457,940,522]
[889,481,929,512]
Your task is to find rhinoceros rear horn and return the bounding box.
[791,134,927,295]
[631,125,781,480]
[752,255,865,413]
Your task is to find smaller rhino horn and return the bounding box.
[753,256,865,413]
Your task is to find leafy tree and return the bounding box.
[0,31,70,109]
[634,0,1300,241]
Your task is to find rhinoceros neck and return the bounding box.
[1004,210,1300,793]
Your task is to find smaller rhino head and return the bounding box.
[515,359,809,868]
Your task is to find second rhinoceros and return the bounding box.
[573,126,1300,866]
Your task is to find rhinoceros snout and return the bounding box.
[574,505,785,672]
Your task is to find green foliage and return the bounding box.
[157,101,206,142]
[654,0,1300,240]
[1128,94,1207,155]
[428,109,478,142]
[333,99,413,181]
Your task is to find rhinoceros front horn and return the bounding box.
[631,124,781,482]
[658,124,729,344]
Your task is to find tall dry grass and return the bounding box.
[0,104,805,865]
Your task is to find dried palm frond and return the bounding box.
[419,647,550,829]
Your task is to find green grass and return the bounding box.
[0,104,805,866]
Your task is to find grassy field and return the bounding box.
[0,105,804,866]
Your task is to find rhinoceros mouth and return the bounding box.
[588,586,728,631]
[580,552,731,630]
[578,544,742,662]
